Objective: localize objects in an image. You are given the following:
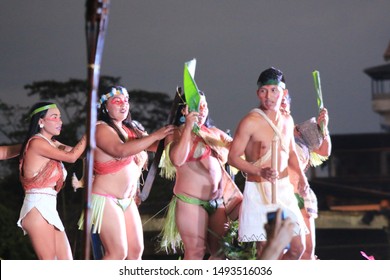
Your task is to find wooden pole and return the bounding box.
[83,0,110,260]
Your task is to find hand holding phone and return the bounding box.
[267,209,286,225]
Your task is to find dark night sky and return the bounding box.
[1,0,390,139]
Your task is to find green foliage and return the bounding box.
[0,172,35,259]
[221,220,257,260]
[0,204,36,260]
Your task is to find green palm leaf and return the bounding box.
[183,58,201,133]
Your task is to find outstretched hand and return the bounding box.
[152,125,175,140]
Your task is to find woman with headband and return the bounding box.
[78,86,174,260]
[17,101,86,259]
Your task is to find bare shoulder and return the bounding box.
[25,137,55,160]
[96,121,109,130]
[96,121,115,135]
[95,122,123,149]
[232,111,264,144]
[28,137,49,149]
[237,111,262,130]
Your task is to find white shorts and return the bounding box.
[17,187,64,235]
[238,178,308,242]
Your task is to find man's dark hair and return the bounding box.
[257,67,286,88]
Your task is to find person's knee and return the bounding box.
[104,245,128,260]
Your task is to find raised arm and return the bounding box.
[167,111,198,167]
[30,136,86,163]
[96,123,174,159]
[314,107,331,157]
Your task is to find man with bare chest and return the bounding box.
[228,67,309,260]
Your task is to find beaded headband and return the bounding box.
[98,87,129,108]
[29,104,57,119]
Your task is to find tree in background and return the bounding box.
[0,76,173,259]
